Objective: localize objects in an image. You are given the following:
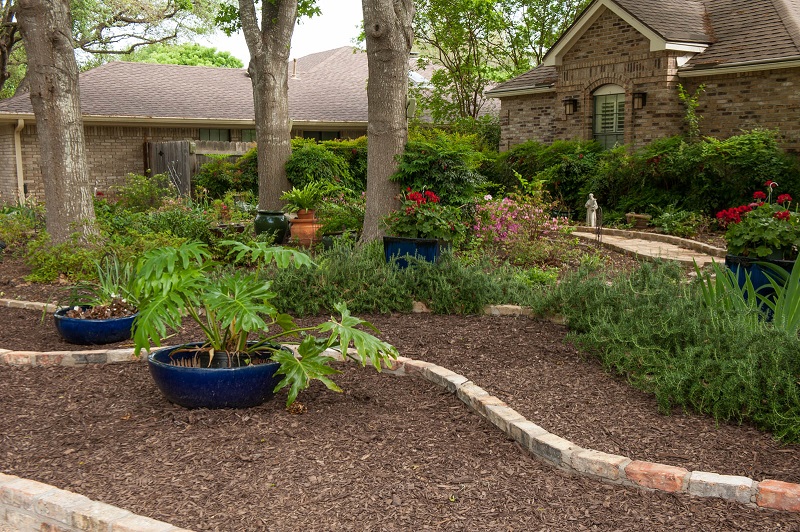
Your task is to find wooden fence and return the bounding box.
[146,140,256,195]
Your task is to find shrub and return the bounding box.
[285,142,353,190]
[232,147,260,197]
[650,204,708,238]
[321,137,368,192]
[193,156,237,199]
[316,192,365,235]
[132,199,214,243]
[25,233,104,282]
[115,172,176,212]
[392,131,486,206]
[0,200,45,249]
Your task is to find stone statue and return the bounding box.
[585,193,598,227]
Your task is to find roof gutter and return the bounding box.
[14,119,25,203]
[485,85,556,99]
[0,113,368,129]
[678,56,800,77]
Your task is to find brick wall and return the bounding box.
[0,126,16,203]
[498,93,557,150]
[683,69,800,153]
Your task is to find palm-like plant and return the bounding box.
[131,240,398,405]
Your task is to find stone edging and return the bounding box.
[570,226,727,258]
[0,299,58,313]
[0,472,191,532]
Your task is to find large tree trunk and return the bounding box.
[17,0,96,243]
[360,0,414,243]
[238,0,295,211]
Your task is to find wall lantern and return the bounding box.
[633,92,647,110]
[563,97,578,116]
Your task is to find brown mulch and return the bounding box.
[3,249,800,530]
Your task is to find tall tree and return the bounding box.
[17,0,96,242]
[0,0,220,96]
[360,0,414,243]
[413,0,589,122]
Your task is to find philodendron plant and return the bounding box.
[130,240,398,405]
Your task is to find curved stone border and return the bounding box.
[0,472,192,532]
[3,301,799,525]
[569,226,727,258]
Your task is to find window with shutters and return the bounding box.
[593,85,625,149]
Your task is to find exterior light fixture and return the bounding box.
[563,97,578,116]
[633,92,647,110]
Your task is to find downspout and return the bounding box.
[14,119,25,203]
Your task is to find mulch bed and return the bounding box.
[3,248,800,530]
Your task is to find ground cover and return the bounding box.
[3,311,800,530]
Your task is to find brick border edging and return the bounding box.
[0,472,192,532]
[569,226,727,258]
[383,356,800,513]
[3,302,799,518]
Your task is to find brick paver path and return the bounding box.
[572,231,721,266]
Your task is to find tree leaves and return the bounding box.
[272,335,342,406]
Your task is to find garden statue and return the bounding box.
[585,194,598,227]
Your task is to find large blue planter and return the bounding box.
[383,236,445,269]
[148,343,284,409]
[53,306,137,345]
[724,255,795,300]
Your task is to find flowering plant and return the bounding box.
[382,189,466,241]
[717,182,799,260]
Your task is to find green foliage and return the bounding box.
[316,192,365,235]
[72,255,138,308]
[0,200,45,248]
[537,262,800,442]
[285,141,354,190]
[382,190,467,242]
[677,83,705,142]
[231,147,260,197]
[193,156,238,199]
[761,261,800,336]
[132,200,214,244]
[25,233,104,282]
[650,204,707,238]
[131,240,396,406]
[320,136,368,191]
[280,182,330,212]
[123,43,243,68]
[724,201,800,260]
[392,132,486,205]
[115,172,176,212]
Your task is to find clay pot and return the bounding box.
[289,209,321,246]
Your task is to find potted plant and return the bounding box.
[381,189,466,268]
[54,256,139,345]
[209,192,255,237]
[131,240,398,409]
[280,182,329,246]
[716,182,799,301]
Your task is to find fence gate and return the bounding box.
[146,141,192,196]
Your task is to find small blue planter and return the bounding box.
[148,343,284,409]
[383,236,445,269]
[53,306,137,345]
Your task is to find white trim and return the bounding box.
[14,119,24,203]
[593,83,625,95]
[543,0,707,66]
[678,57,800,77]
[485,86,556,98]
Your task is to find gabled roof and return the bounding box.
[489,0,800,96]
[0,47,429,126]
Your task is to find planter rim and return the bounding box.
[383,236,441,244]
[724,254,796,267]
[147,342,284,372]
[256,210,285,215]
[54,305,138,323]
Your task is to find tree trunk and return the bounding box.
[238,0,295,211]
[17,0,96,243]
[0,0,19,96]
[360,0,414,243]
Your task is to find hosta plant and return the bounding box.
[131,240,398,405]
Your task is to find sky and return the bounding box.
[204,0,364,64]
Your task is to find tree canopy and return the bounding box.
[123,42,243,67]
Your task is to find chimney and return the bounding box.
[291,58,297,78]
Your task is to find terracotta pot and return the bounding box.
[290,210,321,246]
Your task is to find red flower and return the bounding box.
[765,180,778,188]
[774,210,791,221]
[778,193,793,204]
[753,191,766,200]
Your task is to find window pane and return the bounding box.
[199,129,230,141]
[241,129,257,142]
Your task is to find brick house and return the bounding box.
[487,0,800,153]
[0,47,411,204]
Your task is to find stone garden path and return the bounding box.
[571,227,726,266]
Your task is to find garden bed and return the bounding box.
[2,308,800,530]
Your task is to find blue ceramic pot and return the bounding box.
[148,343,285,409]
[53,306,137,345]
[383,236,446,269]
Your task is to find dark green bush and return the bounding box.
[321,137,368,192]
[115,172,175,212]
[285,142,354,191]
[193,156,237,199]
[391,131,486,205]
[232,147,260,197]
